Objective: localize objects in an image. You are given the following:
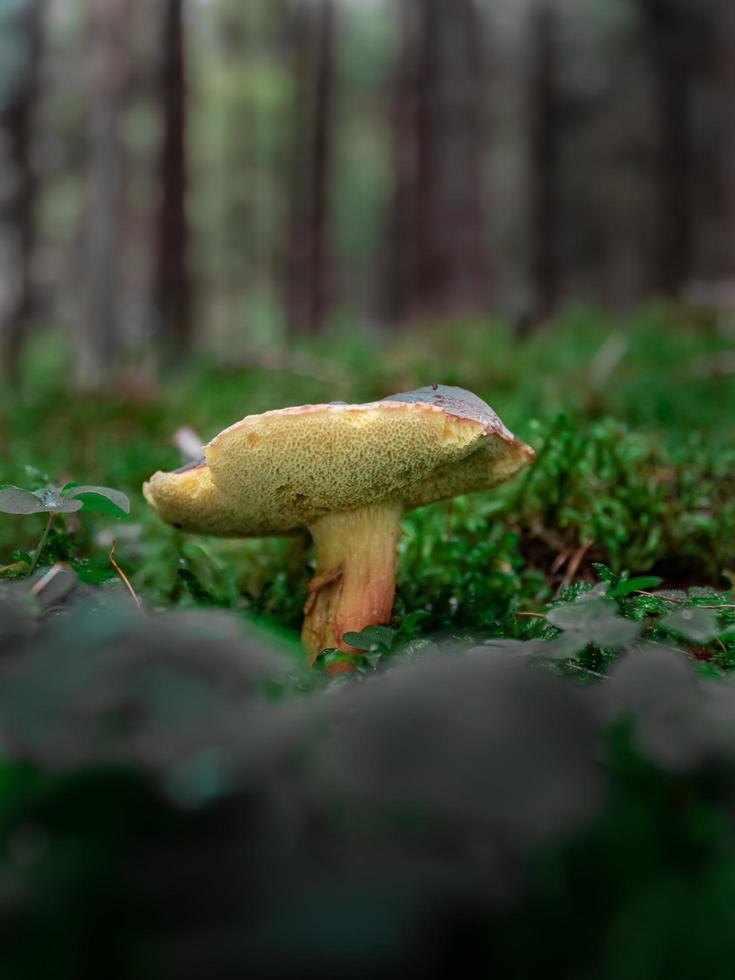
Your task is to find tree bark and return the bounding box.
[528,1,560,324]
[155,0,190,359]
[391,0,490,323]
[717,0,735,279]
[78,0,131,387]
[384,0,418,323]
[0,0,43,383]
[284,0,336,335]
[639,0,694,296]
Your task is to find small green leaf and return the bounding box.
[609,576,664,598]
[0,486,50,514]
[73,493,127,518]
[32,487,83,513]
[659,607,721,644]
[546,598,616,631]
[591,563,615,582]
[65,486,130,517]
[0,486,82,514]
[588,617,641,648]
[545,597,640,650]
[343,625,396,652]
[576,582,610,601]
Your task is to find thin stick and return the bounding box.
[28,512,56,575]
[633,590,685,602]
[109,538,141,608]
[561,539,593,587]
[634,590,735,609]
[565,661,609,681]
[30,561,70,596]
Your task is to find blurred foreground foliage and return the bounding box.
[1,308,735,976]
[1,594,735,978]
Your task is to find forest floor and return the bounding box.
[1,304,733,673]
[2,306,735,977]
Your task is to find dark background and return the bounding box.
[2,0,735,382]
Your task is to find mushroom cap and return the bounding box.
[143,385,535,537]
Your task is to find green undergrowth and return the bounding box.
[315,566,735,679]
[1,307,733,661]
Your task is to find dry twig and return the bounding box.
[109,539,141,608]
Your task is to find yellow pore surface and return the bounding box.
[144,400,534,537]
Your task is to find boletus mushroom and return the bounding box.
[143,386,534,663]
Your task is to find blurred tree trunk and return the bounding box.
[77,0,131,387]
[391,0,490,323]
[285,0,336,335]
[154,0,191,358]
[0,0,43,383]
[528,2,560,325]
[639,0,694,296]
[384,0,417,324]
[717,0,735,280]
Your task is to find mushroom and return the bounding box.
[143,386,534,662]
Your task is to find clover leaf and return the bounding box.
[62,485,130,518]
[0,486,83,515]
[0,483,130,518]
[1,480,131,576]
[659,607,721,644]
[544,596,641,658]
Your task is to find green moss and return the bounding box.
[1,308,733,658]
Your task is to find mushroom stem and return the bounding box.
[303,501,403,662]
